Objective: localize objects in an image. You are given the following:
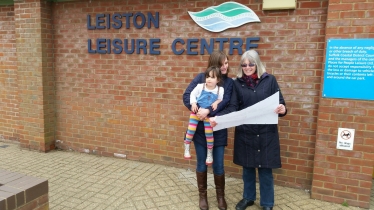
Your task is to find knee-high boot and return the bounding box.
[196,171,209,210]
[214,173,227,210]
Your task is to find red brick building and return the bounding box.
[0,0,373,208]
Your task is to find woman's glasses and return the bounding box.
[241,63,256,67]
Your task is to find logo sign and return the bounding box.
[86,2,261,55]
[188,2,260,32]
[336,128,355,150]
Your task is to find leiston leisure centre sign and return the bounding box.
[86,2,261,55]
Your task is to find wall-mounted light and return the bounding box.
[262,0,296,10]
[48,0,80,2]
[0,0,14,6]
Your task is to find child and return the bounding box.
[184,66,224,165]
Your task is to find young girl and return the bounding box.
[184,66,224,165]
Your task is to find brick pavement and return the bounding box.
[0,142,370,210]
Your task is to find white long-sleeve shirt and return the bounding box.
[190,83,224,105]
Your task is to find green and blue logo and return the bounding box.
[188,2,260,33]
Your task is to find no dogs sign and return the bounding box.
[336,128,355,150]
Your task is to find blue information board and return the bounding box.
[323,39,374,100]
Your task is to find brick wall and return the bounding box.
[0,5,19,143]
[52,0,327,189]
[311,0,374,208]
[14,0,55,151]
[40,1,56,151]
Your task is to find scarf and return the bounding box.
[242,73,259,87]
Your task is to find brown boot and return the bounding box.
[214,173,227,210]
[196,171,209,210]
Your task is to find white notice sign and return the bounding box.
[336,128,355,150]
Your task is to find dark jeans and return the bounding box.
[242,167,274,207]
[193,141,225,175]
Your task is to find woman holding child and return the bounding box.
[183,50,233,210]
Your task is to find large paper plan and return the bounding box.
[213,91,279,131]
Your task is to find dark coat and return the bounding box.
[183,73,234,147]
[218,73,287,168]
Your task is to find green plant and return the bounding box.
[342,200,349,207]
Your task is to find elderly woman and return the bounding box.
[211,49,287,210]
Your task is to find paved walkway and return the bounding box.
[0,142,370,210]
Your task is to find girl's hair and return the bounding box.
[237,50,266,78]
[207,50,230,75]
[205,66,222,86]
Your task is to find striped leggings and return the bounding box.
[184,112,214,149]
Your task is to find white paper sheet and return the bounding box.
[213,91,279,131]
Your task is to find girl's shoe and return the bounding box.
[184,143,192,159]
[206,148,213,165]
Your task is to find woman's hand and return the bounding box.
[197,108,210,120]
[275,104,286,114]
[209,117,217,127]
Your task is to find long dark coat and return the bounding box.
[218,73,287,168]
[183,73,234,147]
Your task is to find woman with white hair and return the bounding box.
[211,49,287,210]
